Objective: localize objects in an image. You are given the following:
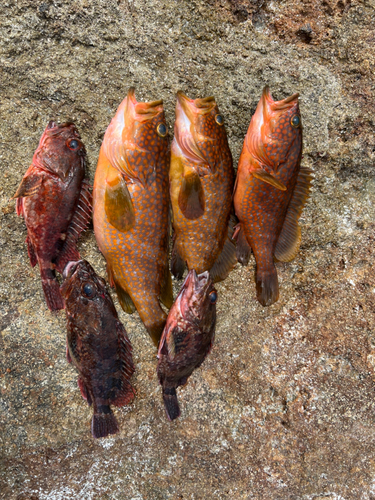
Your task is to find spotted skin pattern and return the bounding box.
[170,92,235,278]
[93,89,170,346]
[234,87,304,306]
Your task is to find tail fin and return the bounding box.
[40,268,64,310]
[162,387,180,421]
[91,407,119,438]
[256,264,279,306]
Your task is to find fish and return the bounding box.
[157,270,217,421]
[13,121,92,311]
[233,86,312,306]
[93,88,172,346]
[61,260,135,439]
[169,91,236,283]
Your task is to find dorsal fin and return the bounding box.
[274,166,313,262]
[112,321,135,407]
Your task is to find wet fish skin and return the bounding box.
[61,260,135,439]
[170,92,236,283]
[157,270,217,421]
[233,86,312,306]
[13,121,92,311]
[93,88,171,346]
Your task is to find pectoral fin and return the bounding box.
[12,173,42,199]
[252,169,286,191]
[105,168,135,232]
[178,170,205,220]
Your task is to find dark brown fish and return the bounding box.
[61,260,135,439]
[233,87,312,306]
[93,88,171,346]
[157,270,217,421]
[169,92,236,283]
[13,121,92,310]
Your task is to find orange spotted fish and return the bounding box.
[13,121,91,310]
[169,92,236,282]
[233,87,312,306]
[93,88,171,346]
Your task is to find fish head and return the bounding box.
[246,86,302,170]
[174,91,227,168]
[61,260,116,329]
[34,121,86,181]
[179,270,217,329]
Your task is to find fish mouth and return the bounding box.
[127,87,164,122]
[63,260,83,280]
[262,86,299,111]
[177,91,216,117]
[183,269,211,293]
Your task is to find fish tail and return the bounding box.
[40,267,64,310]
[255,263,279,306]
[91,406,119,439]
[162,387,180,421]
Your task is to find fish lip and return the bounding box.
[182,269,211,293]
[177,91,216,115]
[262,86,299,111]
[127,87,164,120]
[63,260,83,279]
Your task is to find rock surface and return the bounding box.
[1,0,374,498]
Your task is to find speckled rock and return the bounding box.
[1,0,374,499]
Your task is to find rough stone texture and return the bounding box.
[1,0,374,498]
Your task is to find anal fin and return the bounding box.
[114,279,136,314]
[160,266,174,310]
[171,239,186,279]
[233,223,251,266]
[274,166,313,262]
[209,215,237,283]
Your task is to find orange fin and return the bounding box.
[105,168,135,232]
[113,279,136,314]
[209,216,237,283]
[12,172,42,199]
[274,166,313,262]
[178,170,205,220]
[233,223,252,267]
[252,169,286,191]
[160,266,174,310]
[256,264,279,306]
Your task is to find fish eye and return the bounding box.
[82,283,96,298]
[68,139,79,150]
[209,291,217,304]
[157,123,167,137]
[215,114,224,126]
[291,115,301,128]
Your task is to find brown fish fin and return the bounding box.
[16,198,24,217]
[162,386,180,421]
[106,265,115,288]
[171,238,186,279]
[39,263,65,311]
[66,340,72,364]
[256,263,279,306]
[78,377,92,406]
[274,166,313,262]
[178,170,205,220]
[252,169,287,191]
[117,320,136,379]
[92,407,119,439]
[233,223,252,266]
[160,266,174,310]
[12,173,43,199]
[26,236,37,268]
[55,181,92,274]
[113,279,136,314]
[209,217,237,283]
[105,168,135,232]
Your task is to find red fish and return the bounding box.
[61,260,135,439]
[157,270,217,421]
[93,88,171,346]
[233,87,312,306]
[13,121,92,310]
[169,92,236,282]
